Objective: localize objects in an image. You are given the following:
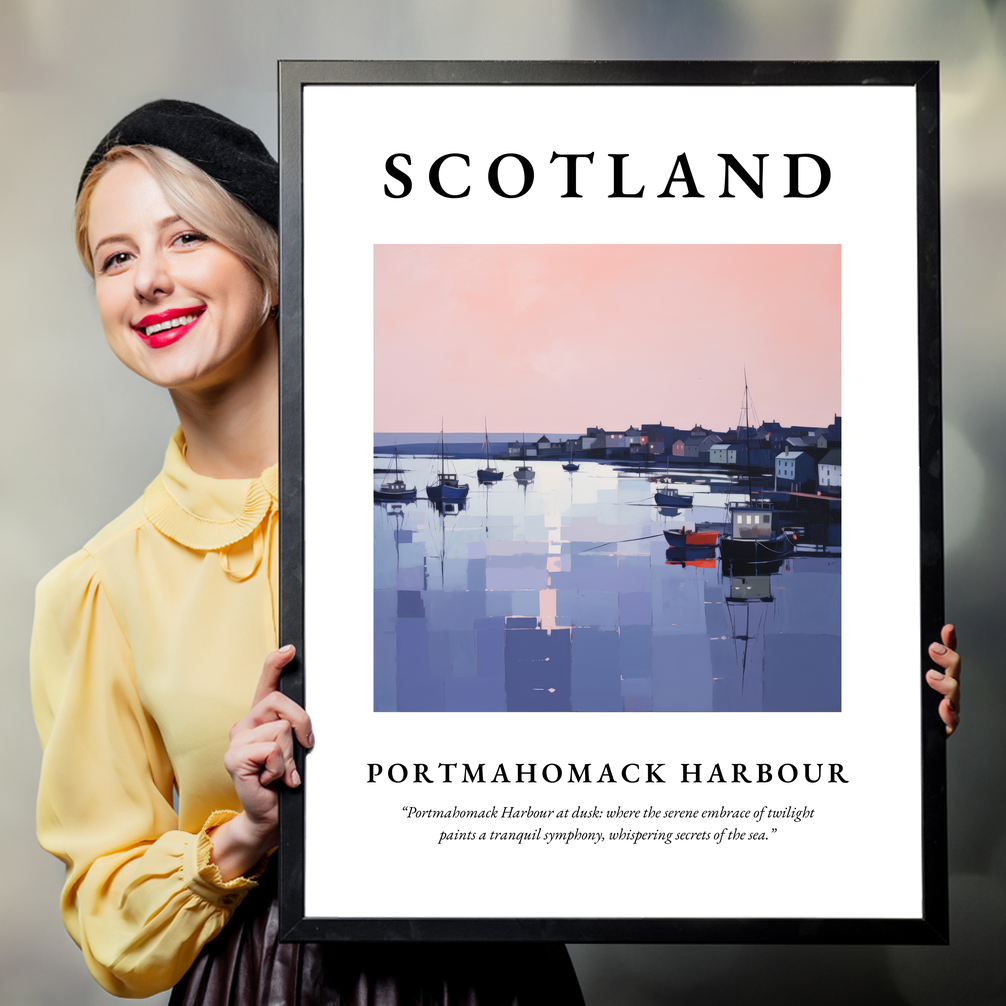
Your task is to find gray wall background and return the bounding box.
[2,2,1003,1003]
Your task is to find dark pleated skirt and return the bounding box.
[169,869,584,1006]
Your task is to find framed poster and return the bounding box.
[277,61,946,943]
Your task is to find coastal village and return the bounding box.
[503,415,842,494]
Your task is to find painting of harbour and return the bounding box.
[374,245,841,712]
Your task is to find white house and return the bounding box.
[818,449,842,489]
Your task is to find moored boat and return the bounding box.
[718,503,797,562]
[655,490,693,507]
[427,475,469,501]
[427,428,470,501]
[513,434,535,482]
[716,374,796,563]
[477,420,504,483]
[374,479,417,502]
[374,444,417,501]
[662,529,719,547]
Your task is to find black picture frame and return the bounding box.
[277,60,945,944]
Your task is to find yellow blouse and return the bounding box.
[31,429,279,998]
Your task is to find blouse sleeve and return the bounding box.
[31,549,262,998]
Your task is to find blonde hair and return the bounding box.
[75,145,278,323]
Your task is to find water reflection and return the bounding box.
[373,456,840,713]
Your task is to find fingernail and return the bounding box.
[307,732,315,748]
[931,643,947,655]
[928,670,944,680]
[292,768,301,787]
[280,644,295,654]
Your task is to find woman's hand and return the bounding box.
[209,645,314,881]
[926,624,961,738]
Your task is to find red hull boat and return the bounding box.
[663,529,719,547]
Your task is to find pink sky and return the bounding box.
[374,245,840,434]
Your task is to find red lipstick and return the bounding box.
[132,306,205,349]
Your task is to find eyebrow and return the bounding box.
[91,215,185,258]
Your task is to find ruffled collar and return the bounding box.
[143,428,278,551]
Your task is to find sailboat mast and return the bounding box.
[743,368,753,498]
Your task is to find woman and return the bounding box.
[31,100,586,1003]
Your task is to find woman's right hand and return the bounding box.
[926,624,961,737]
[209,645,314,881]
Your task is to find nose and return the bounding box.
[133,247,173,303]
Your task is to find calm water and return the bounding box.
[374,456,840,712]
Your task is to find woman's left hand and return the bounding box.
[209,645,313,881]
[926,624,961,737]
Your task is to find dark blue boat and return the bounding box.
[427,428,470,501]
[428,477,470,501]
[655,490,693,507]
[718,503,797,563]
[477,420,504,483]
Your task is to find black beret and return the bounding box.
[78,99,278,228]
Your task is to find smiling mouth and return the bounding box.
[131,307,207,349]
[137,310,204,338]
